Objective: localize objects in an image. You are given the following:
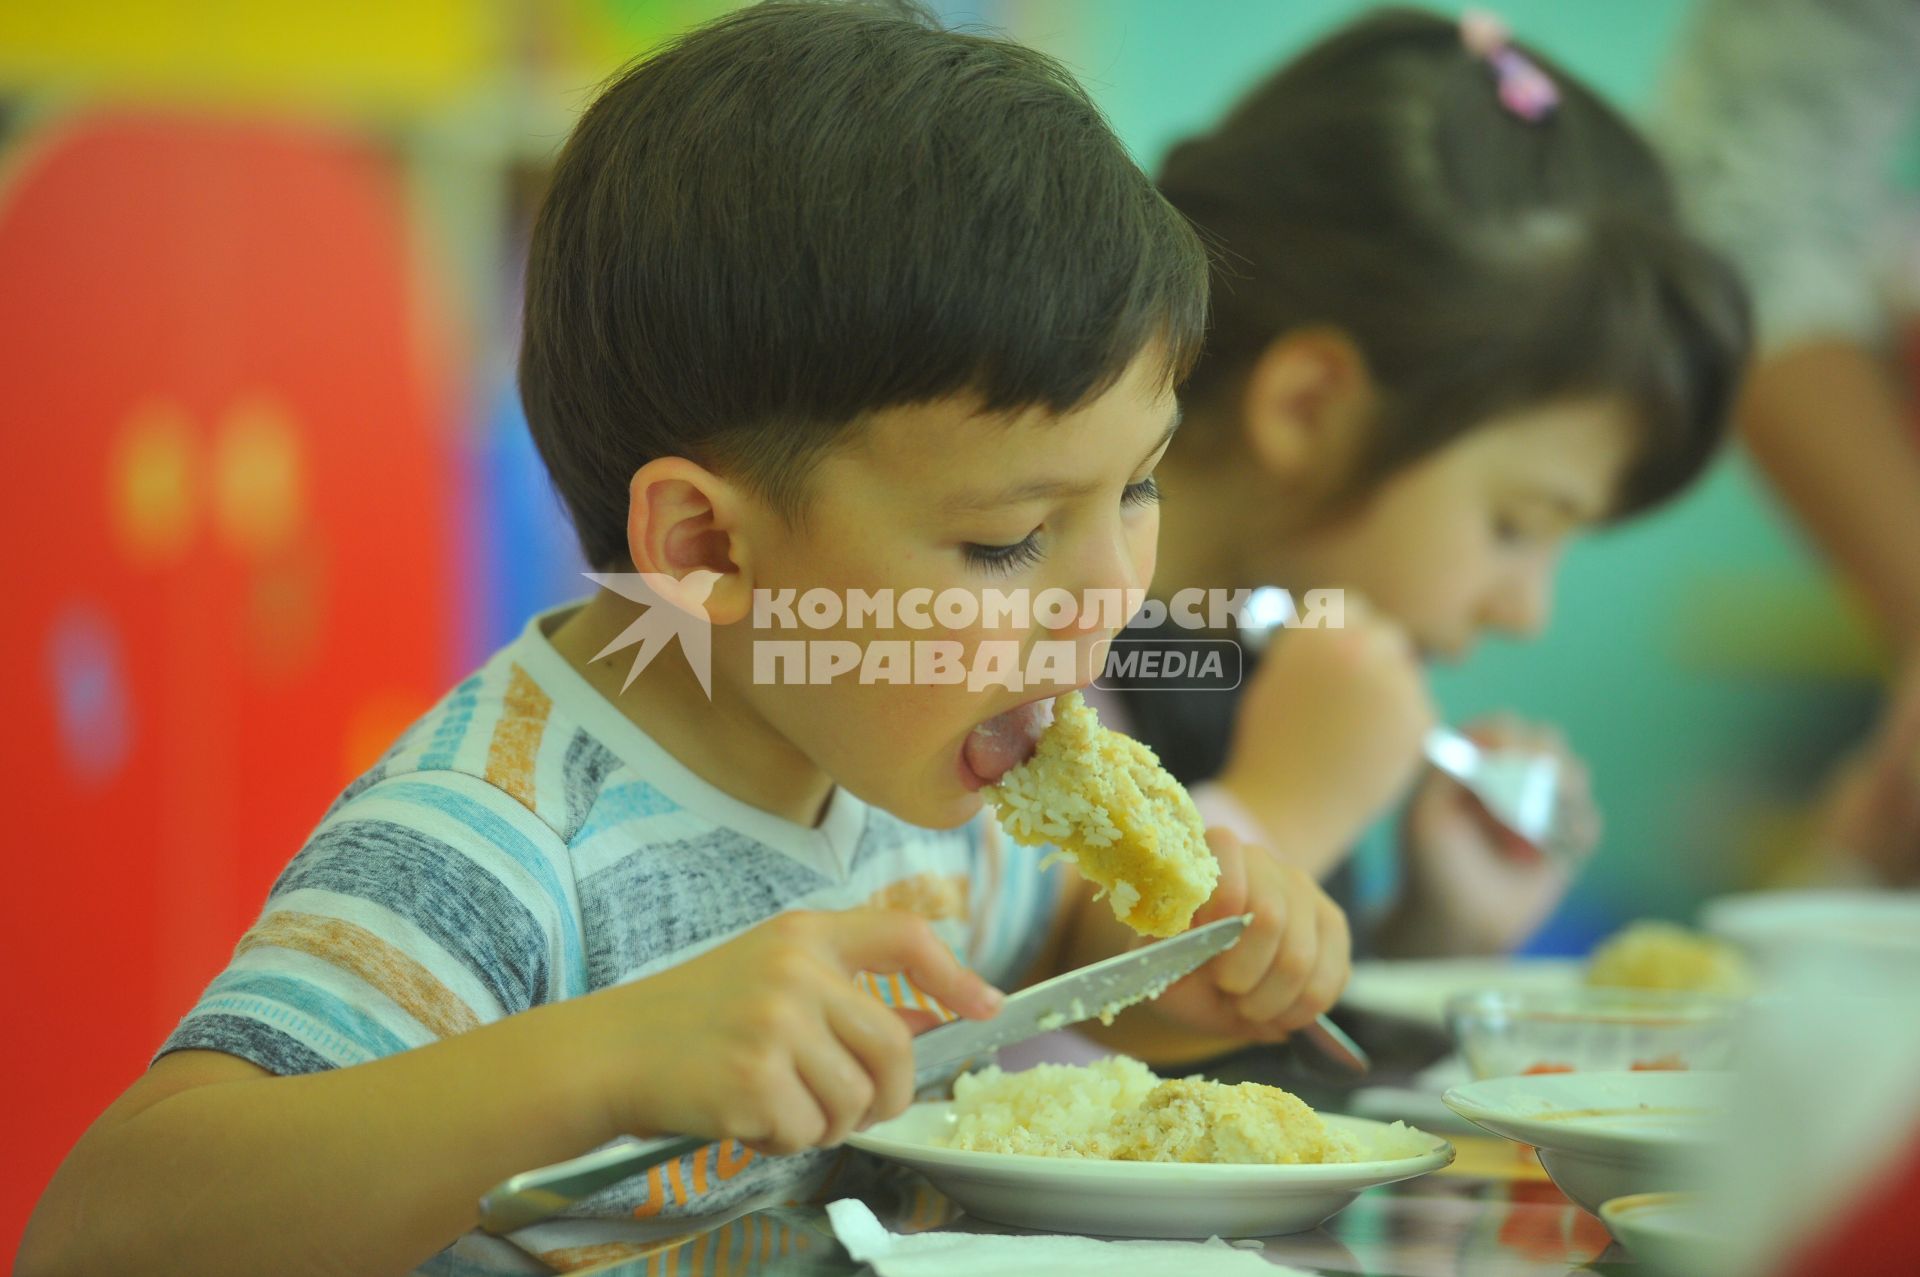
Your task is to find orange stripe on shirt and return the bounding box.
[664,1155,688,1207]
[867,872,971,922]
[237,911,479,1039]
[630,1164,668,1219]
[484,662,552,814]
[852,970,959,1023]
[717,1140,754,1179]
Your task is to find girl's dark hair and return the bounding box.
[521,0,1209,569]
[1158,7,1750,517]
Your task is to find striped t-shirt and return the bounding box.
[160,607,1063,1275]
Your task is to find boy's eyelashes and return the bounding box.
[960,476,1161,575]
[962,532,1044,575]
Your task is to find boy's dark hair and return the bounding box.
[521,0,1210,569]
[1158,7,1751,518]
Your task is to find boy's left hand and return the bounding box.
[1399,713,1597,954]
[1150,828,1352,1042]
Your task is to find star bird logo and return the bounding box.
[583,570,721,698]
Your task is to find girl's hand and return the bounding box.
[1396,713,1595,955]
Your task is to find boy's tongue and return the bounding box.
[964,697,1055,785]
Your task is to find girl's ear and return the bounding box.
[1240,327,1377,496]
[623,457,755,625]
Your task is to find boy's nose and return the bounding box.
[1055,530,1147,635]
[1036,530,1147,687]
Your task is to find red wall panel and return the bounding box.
[1,114,459,1251]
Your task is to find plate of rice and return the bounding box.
[845,1058,1452,1238]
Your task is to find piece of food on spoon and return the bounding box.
[983,689,1218,937]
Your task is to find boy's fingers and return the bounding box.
[1297,899,1351,1021]
[1211,859,1279,996]
[891,1006,948,1036]
[746,1070,830,1156]
[1213,911,1279,997]
[792,1029,877,1148]
[1197,828,1249,925]
[827,910,1004,1020]
[1237,890,1318,1025]
[828,993,917,1125]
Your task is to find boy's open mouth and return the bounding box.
[958,695,1057,791]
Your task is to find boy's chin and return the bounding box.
[861,775,986,831]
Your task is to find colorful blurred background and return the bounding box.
[2,0,1904,1251]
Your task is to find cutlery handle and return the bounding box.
[1303,1014,1370,1075]
[477,1133,708,1234]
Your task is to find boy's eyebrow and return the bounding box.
[945,407,1183,513]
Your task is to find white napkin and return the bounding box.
[825,1199,1308,1276]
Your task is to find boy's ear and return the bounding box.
[624,457,756,625]
[1240,327,1375,492]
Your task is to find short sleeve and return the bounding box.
[157,771,583,1075]
[1653,0,1920,350]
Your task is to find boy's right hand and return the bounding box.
[564,910,1003,1156]
[1216,595,1435,872]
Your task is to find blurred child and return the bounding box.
[1114,7,1751,957]
[19,4,1371,1274]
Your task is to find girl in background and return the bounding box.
[1094,8,1750,974]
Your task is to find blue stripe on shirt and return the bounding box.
[198,969,413,1063]
[418,674,483,773]
[381,779,590,999]
[570,778,682,847]
[275,816,554,1016]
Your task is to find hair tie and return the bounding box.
[1460,9,1559,123]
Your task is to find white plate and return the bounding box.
[1442,1070,1726,1215]
[1600,1192,1735,1277]
[1340,957,1582,1028]
[847,1101,1453,1238]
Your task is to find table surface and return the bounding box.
[571,1134,1637,1276]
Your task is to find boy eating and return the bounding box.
[21,4,1357,1273]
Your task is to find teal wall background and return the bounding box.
[951,0,1891,949]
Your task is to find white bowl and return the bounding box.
[1703,890,1920,964]
[1441,1070,1726,1215]
[1600,1192,1736,1277]
[847,1101,1452,1238]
